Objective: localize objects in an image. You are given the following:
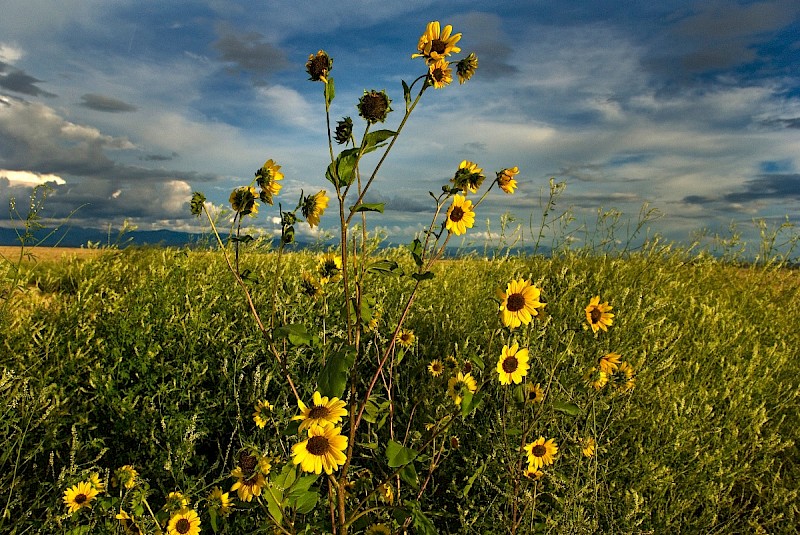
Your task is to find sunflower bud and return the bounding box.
[357,90,392,124]
[456,52,478,84]
[334,117,353,145]
[306,50,333,83]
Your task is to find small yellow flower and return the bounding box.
[447,371,477,406]
[366,523,393,535]
[599,352,622,374]
[302,190,329,228]
[256,159,284,205]
[253,399,272,429]
[115,509,139,533]
[524,437,558,471]
[428,359,444,377]
[292,424,349,475]
[88,472,105,493]
[317,252,342,284]
[412,21,462,63]
[293,391,349,431]
[456,52,479,84]
[63,481,98,514]
[378,482,394,504]
[451,160,485,194]
[499,279,546,329]
[612,361,636,392]
[306,50,333,83]
[164,491,189,511]
[428,58,452,89]
[526,382,545,403]
[229,186,259,215]
[115,465,138,489]
[208,487,232,517]
[167,508,201,535]
[581,437,597,458]
[397,329,415,348]
[523,466,544,480]
[496,343,530,385]
[300,272,323,298]
[497,167,519,194]
[585,296,614,333]
[585,367,608,390]
[445,194,476,236]
[230,467,266,502]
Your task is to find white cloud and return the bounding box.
[258,85,319,130]
[0,43,23,64]
[0,169,64,186]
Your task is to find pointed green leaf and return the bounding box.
[274,324,313,347]
[366,259,404,277]
[350,202,385,214]
[317,348,356,398]
[461,391,483,417]
[411,271,435,282]
[386,439,419,467]
[402,80,412,110]
[363,129,396,148]
[407,238,424,267]
[553,400,581,416]
[325,77,335,105]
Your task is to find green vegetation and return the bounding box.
[1,244,798,533]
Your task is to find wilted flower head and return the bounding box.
[302,190,329,228]
[317,252,342,284]
[428,58,452,89]
[358,89,392,124]
[497,167,519,194]
[255,159,284,205]
[456,52,478,84]
[412,21,462,63]
[451,160,485,194]
[300,272,323,298]
[306,50,333,82]
[229,186,259,216]
[334,116,353,145]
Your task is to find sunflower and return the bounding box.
[229,186,259,216]
[317,252,342,284]
[292,424,348,475]
[451,160,485,194]
[302,190,329,228]
[115,509,140,534]
[445,194,476,236]
[499,279,546,329]
[428,58,452,89]
[585,296,614,333]
[115,465,138,489]
[496,343,530,385]
[456,52,478,84]
[305,50,333,83]
[428,359,444,377]
[497,167,519,194]
[523,466,544,480]
[253,399,272,429]
[447,371,477,406]
[412,21,462,63]
[397,329,415,348]
[526,382,545,403]
[585,367,608,390]
[378,482,394,504]
[63,481,98,514]
[167,508,201,535]
[230,466,266,502]
[334,116,353,145]
[88,472,105,493]
[358,89,393,124]
[256,159,283,205]
[366,524,393,535]
[581,437,596,458]
[524,437,558,471]
[164,491,189,511]
[612,361,636,392]
[599,352,622,374]
[208,487,232,517]
[293,391,348,431]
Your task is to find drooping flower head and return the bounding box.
[302,190,329,228]
[63,481,99,514]
[293,391,348,431]
[253,399,272,428]
[115,465,138,490]
[292,424,348,475]
[88,473,105,493]
[164,491,189,512]
[208,487,232,517]
[334,116,353,145]
[497,167,519,194]
[456,52,479,84]
[300,272,323,298]
[524,437,558,471]
[167,508,201,535]
[445,194,475,236]
[428,58,452,89]
[255,159,284,205]
[317,252,342,284]
[230,451,269,502]
[229,186,259,216]
[499,279,546,329]
[451,160,485,194]
[447,371,477,406]
[585,296,614,333]
[496,343,530,385]
[598,352,622,375]
[412,21,462,63]
[428,359,444,377]
[585,366,608,390]
[358,89,392,124]
[306,50,333,83]
[581,437,596,458]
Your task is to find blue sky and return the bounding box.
[1,0,799,250]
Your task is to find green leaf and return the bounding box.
[317,348,356,398]
[461,391,484,417]
[402,80,411,110]
[274,324,313,347]
[407,238,424,267]
[386,439,419,467]
[349,202,385,214]
[363,129,396,148]
[366,259,404,277]
[408,500,437,535]
[209,507,219,533]
[399,463,419,489]
[291,489,319,514]
[263,482,284,525]
[325,77,335,105]
[553,400,582,416]
[463,463,486,497]
[411,271,435,282]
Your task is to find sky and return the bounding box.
[1,0,799,252]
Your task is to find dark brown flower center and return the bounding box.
[502,356,518,373]
[590,308,602,323]
[531,444,546,458]
[507,293,526,312]
[463,362,473,374]
[449,206,464,223]
[239,453,257,475]
[176,517,191,534]
[430,39,447,55]
[74,493,87,504]
[432,67,445,81]
[308,55,330,81]
[359,92,389,123]
[308,405,331,420]
[307,435,330,456]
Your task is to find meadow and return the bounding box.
[1,242,798,534]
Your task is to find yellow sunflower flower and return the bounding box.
[523,466,544,480]
[300,272,323,298]
[581,437,596,458]
[585,295,614,333]
[412,21,462,63]
[445,194,476,236]
[447,371,477,406]
[256,159,284,205]
[585,367,608,390]
[63,481,98,514]
[164,491,189,512]
[293,391,348,431]
[88,472,105,493]
[524,437,558,471]
[451,160,485,193]
[397,329,415,348]
[208,487,232,517]
[428,58,452,89]
[428,359,444,377]
[456,52,479,84]
[230,466,266,502]
[613,361,636,392]
[366,523,393,535]
[499,279,546,329]
[115,509,140,533]
[496,343,530,385]
[253,399,272,429]
[292,424,348,475]
[526,382,545,403]
[167,508,201,535]
[599,352,622,374]
[317,252,342,284]
[229,186,259,215]
[302,190,329,228]
[115,465,138,489]
[497,167,519,194]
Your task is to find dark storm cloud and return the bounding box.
[79,93,138,113]
[140,152,178,162]
[0,62,56,97]
[724,173,800,203]
[213,26,288,85]
[683,195,714,205]
[454,13,519,78]
[760,117,800,129]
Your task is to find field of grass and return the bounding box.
[1,244,799,534]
